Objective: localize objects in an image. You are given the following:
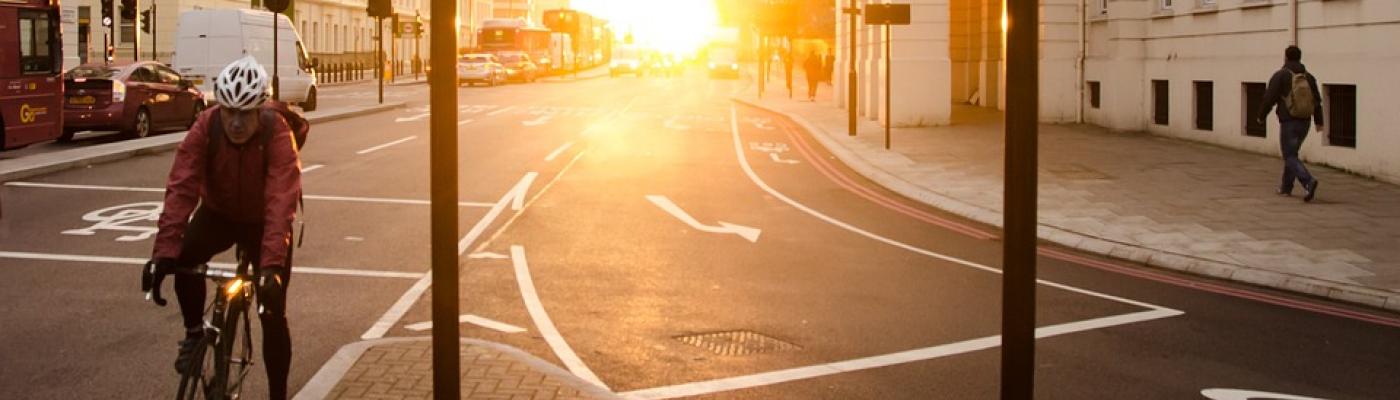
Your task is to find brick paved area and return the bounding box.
[740,74,1400,311]
[325,340,610,399]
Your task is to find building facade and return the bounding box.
[835,0,1400,183]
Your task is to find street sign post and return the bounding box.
[864,3,909,150]
[265,0,289,101]
[1003,0,1039,398]
[367,0,393,103]
[842,1,860,136]
[428,0,460,395]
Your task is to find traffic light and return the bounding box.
[120,0,136,20]
[414,15,422,39]
[140,9,151,33]
[100,0,113,26]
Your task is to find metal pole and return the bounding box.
[377,17,384,104]
[846,0,859,136]
[133,0,140,61]
[429,0,461,394]
[1002,0,1039,398]
[758,35,765,99]
[884,24,890,150]
[273,10,280,101]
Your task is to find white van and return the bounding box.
[172,9,319,111]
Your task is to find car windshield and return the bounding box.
[67,66,122,79]
[461,56,492,64]
[499,54,523,63]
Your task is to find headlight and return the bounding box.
[225,278,245,298]
[540,58,551,64]
[112,80,127,102]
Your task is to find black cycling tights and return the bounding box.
[174,208,293,400]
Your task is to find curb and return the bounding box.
[294,337,622,400]
[0,102,404,183]
[387,78,428,87]
[731,96,1400,314]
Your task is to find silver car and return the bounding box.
[458,54,507,87]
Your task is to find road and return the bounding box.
[1,69,1397,399]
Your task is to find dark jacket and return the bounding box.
[154,106,301,268]
[1258,61,1324,126]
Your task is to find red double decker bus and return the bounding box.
[477,19,551,71]
[1,0,63,151]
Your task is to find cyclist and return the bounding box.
[144,55,301,400]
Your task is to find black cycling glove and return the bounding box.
[142,258,177,306]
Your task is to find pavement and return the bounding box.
[734,73,1400,312]
[0,101,405,183]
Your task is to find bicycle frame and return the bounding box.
[175,262,258,400]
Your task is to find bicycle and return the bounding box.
[145,259,258,400]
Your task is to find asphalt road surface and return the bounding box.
[1,69,1397,399]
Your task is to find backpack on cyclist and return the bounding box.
[1282,71,1315,119]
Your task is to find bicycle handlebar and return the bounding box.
[143,262,245,307]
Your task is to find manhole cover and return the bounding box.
[674,330,801,356]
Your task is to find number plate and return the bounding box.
[68,96,96,105]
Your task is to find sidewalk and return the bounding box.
[736,74,1400,312]
[0,101,404,183]
[296,338,619,400]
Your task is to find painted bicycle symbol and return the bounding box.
[61,201,164,242]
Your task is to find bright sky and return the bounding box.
[571,0,719,55]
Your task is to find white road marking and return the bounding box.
[356,136,417,155]
[0,251,424,279]
[467,251,509,259]
[301,164,325,173]
[768,153,800,165]
[394,113,430,123]
[663,116,691,131]
[360,172,537,340]
[510,245,610,390]
[623,308,1181,399]
[3,182,494,208]
[486,105,517,116]
[645,195,761,243]
[1201,389,1329,400]
[544,141,574,161]
[458,118,475,125]
[403,314,528,333]
[61,201,162,241]
[522,114,554,127]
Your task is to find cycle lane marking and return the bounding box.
[511,245,609,390]
[0,250,423,279]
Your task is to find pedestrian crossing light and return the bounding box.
[140,9,152,33]
[100,0,113,26]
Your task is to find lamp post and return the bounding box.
[843,0,860,136]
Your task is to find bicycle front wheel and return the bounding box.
[176,334,215,399]
[218,299,255,399]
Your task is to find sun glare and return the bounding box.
[572,0,719,56]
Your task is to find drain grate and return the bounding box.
[674,330,801,356]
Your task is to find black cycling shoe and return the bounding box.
[174,336,202,373]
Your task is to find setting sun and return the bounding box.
[572,0,719,56]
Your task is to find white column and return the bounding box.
[835,4,849,109]
[862,22,880,119]
[883,0,952,127]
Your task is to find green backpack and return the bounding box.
[1282,71,1315,119]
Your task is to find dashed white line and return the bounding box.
[300,164,325,173]
[403,314,528,333]
[458,119,475,125]
[2,181,494,208]
[544,141,574,161]
[356,136,417,155]
[394,113,430,123]
[486,105,517,116]
[0,251,424,279]
[510,245,609,390]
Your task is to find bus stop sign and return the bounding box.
[864,4,911,25]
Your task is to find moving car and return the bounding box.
[458,54,507,87]
[707,47,740,79]
[172,9,319,110]
[495,51,539,83]
[610,45,645,77]
[62,62,205,141]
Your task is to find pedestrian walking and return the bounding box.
[1257,45,1325,202]
[804,53,824,101]
[823,52,836,84]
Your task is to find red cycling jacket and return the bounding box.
[153,106,302,268]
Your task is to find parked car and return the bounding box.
[458,54,507,87]
[172,9,319,111]
[496,51,539,83]
[62,62,205,141]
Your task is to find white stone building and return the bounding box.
[835,0,1400,183]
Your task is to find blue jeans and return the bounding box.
[1279,120,1315,192]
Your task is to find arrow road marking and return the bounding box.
[769,153,800,164]
[522,114,554,126]
[403,314,527,334]
[1200,389,1329,400]
[664,116,691,131]
[645,195,761,242]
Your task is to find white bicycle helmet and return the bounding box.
[213,55,271,110]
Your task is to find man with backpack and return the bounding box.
[1258,45,1324,202]
[141,55,307,400]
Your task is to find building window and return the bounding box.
[1242,82,1267,137]
[1325,84,1356,148]
[1194,81,1213,131]
[18,10,57,74]
[1160,0,1173,10]
[1200,0,1216,6]
[1088,81,1101,109]
[1153,80,1169,126]
[1100,0,1108,14]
